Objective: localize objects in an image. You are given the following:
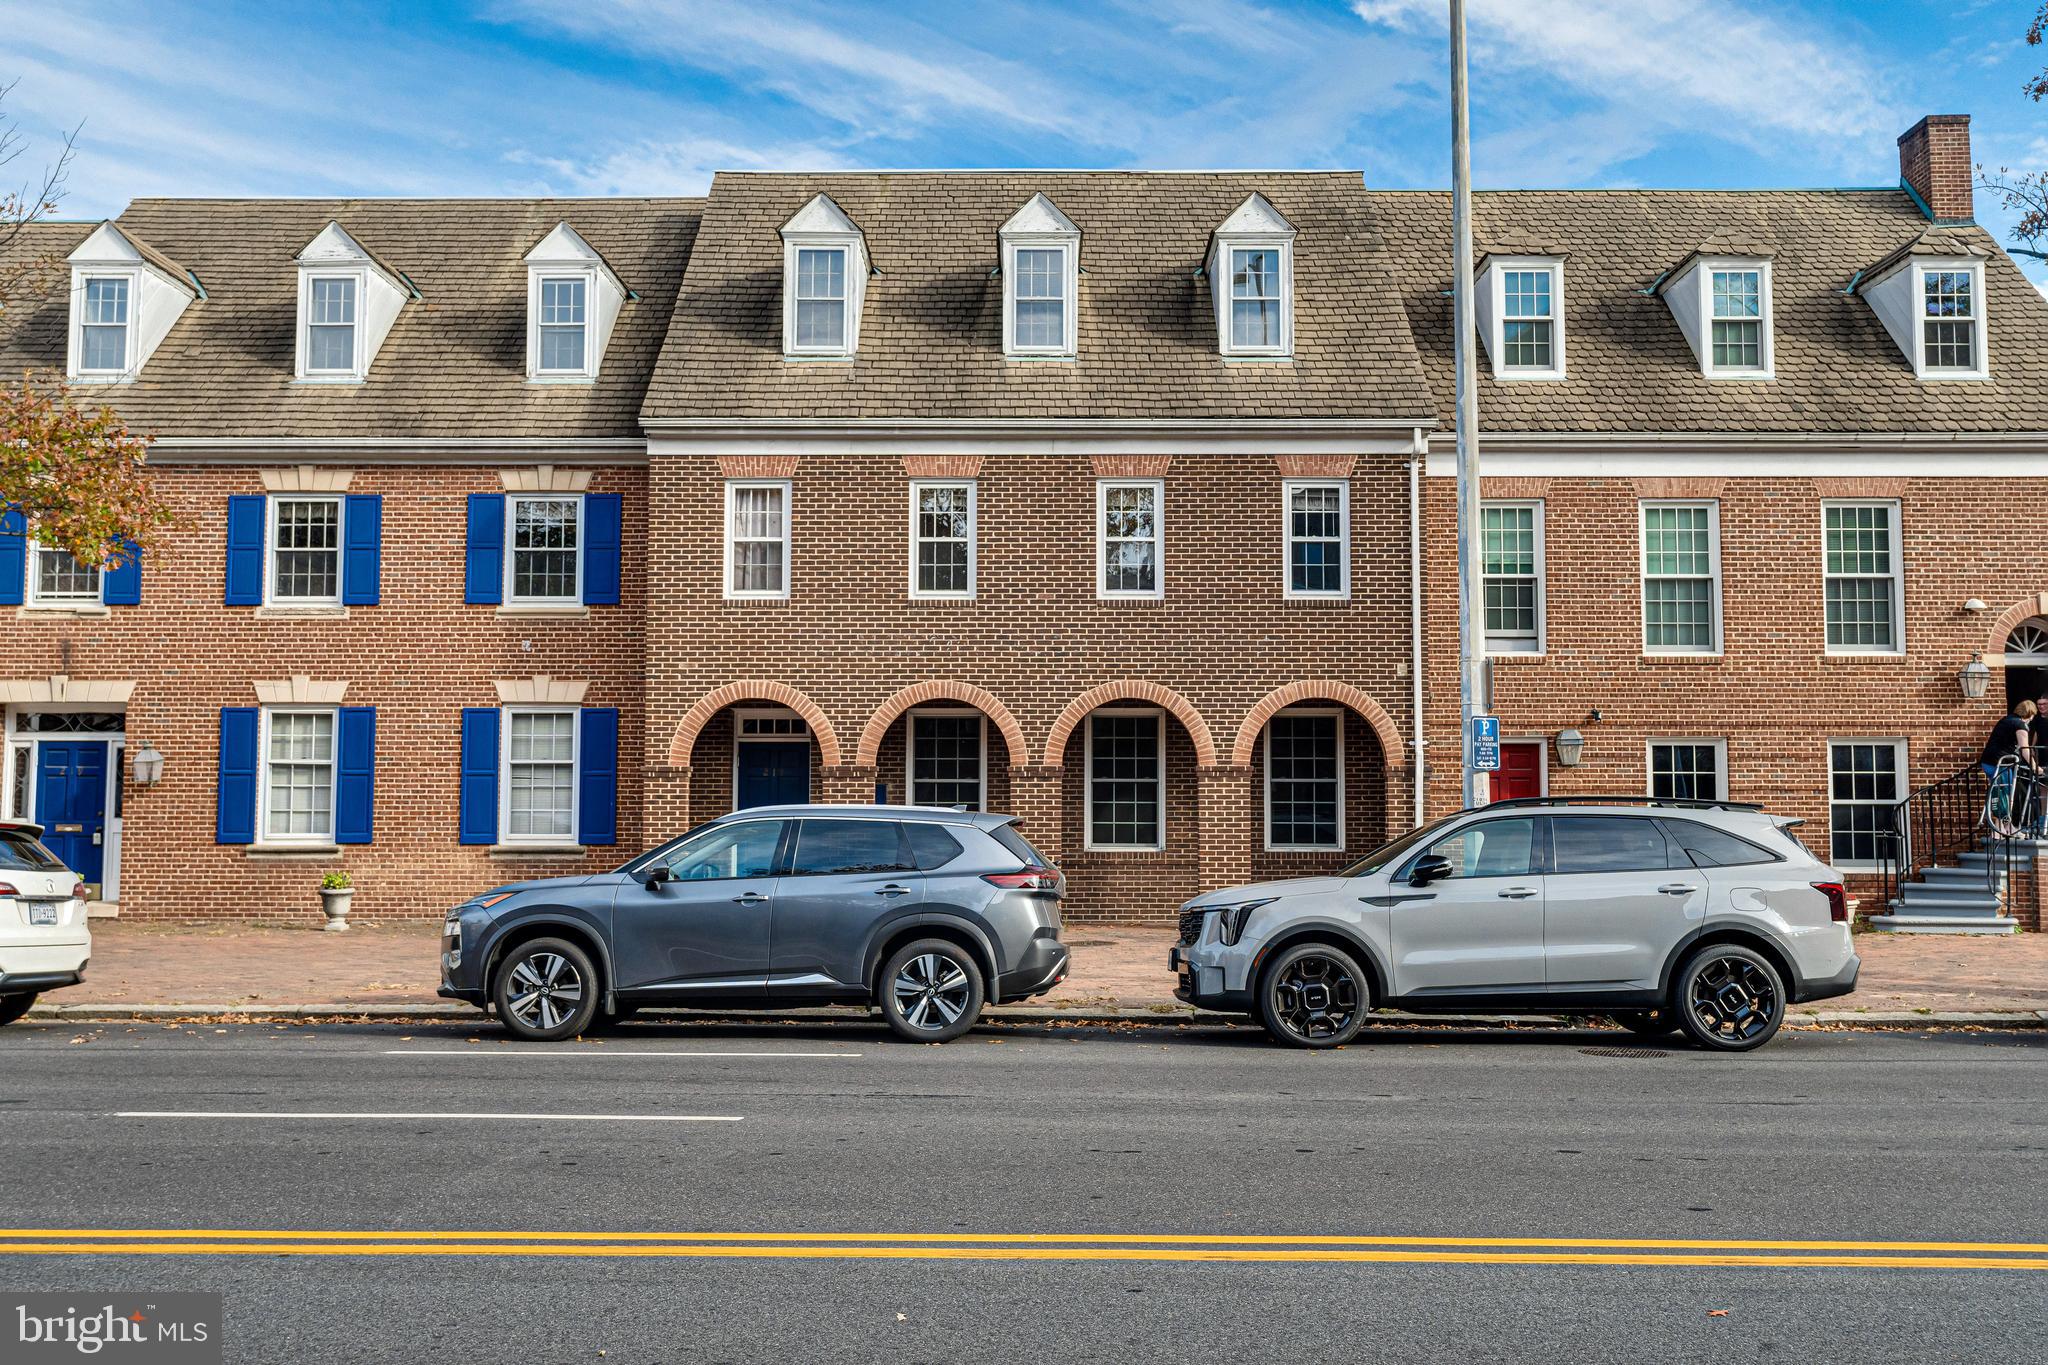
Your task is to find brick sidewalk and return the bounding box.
[37,918,2048,1014]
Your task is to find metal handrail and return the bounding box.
[1875,758,2046,914]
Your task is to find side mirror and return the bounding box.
[642,863,674,888]
[1409,854,1453,887]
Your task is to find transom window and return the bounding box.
[1710,269,1764,371]
[305,276,358,373]
[726,481,791,599]
[1500,269,1554,369]
[29,545,102,607]
[1086,711,1163,851]
[1649,740,1725,801]
[508,495,581,603]
[1285,481,1347,598]
[1265,711,1341,850]
[794,247,848,351]
[1012,247,1067,351]
[1231,247,1284,350]
[537,277,588,373]
[504,708,577,842]
[910,481,975,598]
[270,497,342,604]
[1097,480,1161,599]
[1640,502,1720,653]
[1482,501,1542,653]
[1922,269,1978,371]
[738,713,808,738]
[1829,741,1904,867]
[79,277,130,373]
[263,709,336,843]
[910,711,984,811]
[1823,502,1902,653]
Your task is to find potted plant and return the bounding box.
[318,871,354,932]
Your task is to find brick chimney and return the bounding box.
[1897,114,1973,221]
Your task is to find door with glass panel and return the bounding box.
[908,710,984,811]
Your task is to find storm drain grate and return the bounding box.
[1578,1046,1670,1059]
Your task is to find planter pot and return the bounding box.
[319,888,354,932]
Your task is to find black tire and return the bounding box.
[492,937,601,1042]
[0,992,36,1027]
[1256,942,1370,1049]
[1673,944,1785,1052]
[1611,1010,1679,1037]
[878,938,985,1043]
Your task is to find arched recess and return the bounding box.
[1042,680,1217,768]
[1231,681,1406,770]
[856,681,1030,769]
[1986,593,2048,660]
[668,681,842,767]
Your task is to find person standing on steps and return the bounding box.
[1980,699,2037,838]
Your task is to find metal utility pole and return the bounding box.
[1449,0,1486,809]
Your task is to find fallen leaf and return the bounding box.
[1707,1309,1730,1317]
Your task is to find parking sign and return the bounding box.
[1470,715,1501,772]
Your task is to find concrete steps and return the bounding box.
[1868,837,2041,935]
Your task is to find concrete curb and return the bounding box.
[23,1001,2048,1029]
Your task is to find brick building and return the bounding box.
[0,114,2042,923]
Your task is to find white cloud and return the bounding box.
[509,136,857,197]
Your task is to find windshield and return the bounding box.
[1337,813,1462,878]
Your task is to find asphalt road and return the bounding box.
[0,1015,2043,1364]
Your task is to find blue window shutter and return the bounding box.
[459,708,500,845]
[582,493,621,606]
[465,494,504,605]
[0,509,24,607]
[342,495,382,606]
[335,707,376,844]
[103,538,142,606]
[578,707,619,847]
[225,495,265,606]
[216,707,259,845]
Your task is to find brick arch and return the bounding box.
[1985,593,2048,660]
[855,681,1029,769]
[1231,681,1406,770]
[668,681,842,768]
[1042,681,1217,768]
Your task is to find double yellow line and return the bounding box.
[1,1228,2045,1271]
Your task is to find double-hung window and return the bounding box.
[305,277,358,375]
[1230,247,1284,350]
[1097,480,1162,600]
[1709,268,1767,373]
[28,544,103,608]
[503,707,578,843]
[1284,481,1348,598]
[1012,247,1067,351]
[1823,502,1903,653]
[262,709,337,844]
[1265,710,1342,851]
[909,710,985,811]
[1640,502,1720,654]
[793,247,848,352]
[1482,501,1543,653]
[909,481,975,599]
[270,496,342,605]
[537,277,588,374]
[1500,269,1554,370]
[1828,740,1905,867]
[1648,740,1726,802]
[1086,711,1164,851]
[78,277,131,374]
[507,495,581,605]
[726,481,791,600]
[1922,268,1980,373]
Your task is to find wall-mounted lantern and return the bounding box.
[1958,653,1992,701]
[132,744,165,787]
[1554,727,1586,767]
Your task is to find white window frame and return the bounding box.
[1481,498,1545,655]
[69,271,138,380]
[256,706,340,847]
[1083,707,1166,853]
[1263,707,1344,852]
[1096,479,1164,602]
[1281,479,1349,600]
[907,479,977,601]
[1221,240,1294,358]
[1914,260,1987,380]
[1487,256,1566,381]
[24,540,106,609]
[784,243,853,357]
[906,707,986,811]
[1645,738,1729,802]
[296,270,365,381]
[503,492,584,607]
[528,270,598,381]
[724,480,792,602]
[1826,737,1908,871]
[1821,499,1905,656]
[265,493,344,608]
[1638,500,1722,657]
[1700,258,1774,379]
[498,705,581,847]
[1003,238,1077,358]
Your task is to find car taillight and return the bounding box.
[72,882,88,901]
[984,868,1060,892]
[1812,881,1848,923]
[0,882,16,898]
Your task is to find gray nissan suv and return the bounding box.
[1172,797,1858,1052]
[440,805,1068,1043]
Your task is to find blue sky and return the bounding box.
[6,0,2048,287]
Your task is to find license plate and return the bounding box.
[25,902,61,926]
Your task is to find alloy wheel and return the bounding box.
[892,952,971,1033]
[1685,955,1779,1044]
[1270,952,1363,1043]
[506,951,584,1033]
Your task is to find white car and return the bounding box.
[0,820,92,1026]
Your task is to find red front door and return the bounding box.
[1491,741,1544,803]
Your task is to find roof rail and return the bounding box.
[1480,795,1765,813]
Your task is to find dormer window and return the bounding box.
[779,194,867,359]
[538,278,587,372]
[1709,268,1765,370]
[1656,242,1773,379]
[1000,194,1080,359]
[64,221,198,382]
[1476,255,1565,379]
[293,221,413,384]
[523,223,628,382]
[305,277,358,374]
[1853,236,1988,381]
[1922,268,1979,371]
[1209,193,1295,358]
[79,278,131,373]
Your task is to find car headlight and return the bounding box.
[1208,898,1276,946]
[442,917,463,943]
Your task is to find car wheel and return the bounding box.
[492,937,600,1042]
[1257,943,1369,1049]
[879,939,985,1043]
[0,992,36,1027]
[1611,1010,1679,1037]
[1674,944,1785,1052]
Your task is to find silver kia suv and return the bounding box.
[1171,797,1858,1052]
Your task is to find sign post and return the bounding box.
[1450,0,1487,810]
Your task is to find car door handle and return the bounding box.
[1496,886,1538,899]
[1658,884,1700,896]
[874,884,913,897]
[731,892,768,905]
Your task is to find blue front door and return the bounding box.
[34,741,109,887]
[735,741,810,810]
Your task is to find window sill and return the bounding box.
[1487,651,1547,665]
[1822,651,1907,664]
[1283,594,1352,605]
[292,376,366,386]
[494,604,589,619]
[19,605,111,619]
[1220,354,1294,364]
[244,845,341,860]
[1096,595,1165,605]
[488,844,587,859]
[1641,653,1723,665]
[255,605,350,619]
[526,374,598,386]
